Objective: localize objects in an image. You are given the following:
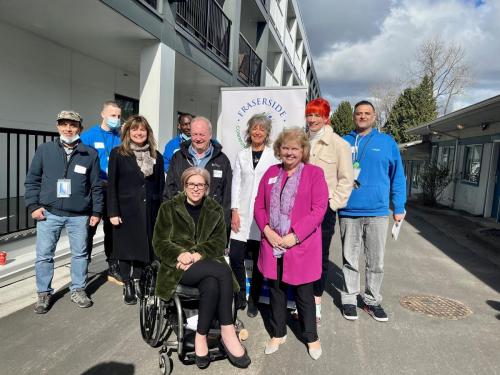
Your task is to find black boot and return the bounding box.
[134,278,144,300]
[123,281,137,305]
[235,291,247,311]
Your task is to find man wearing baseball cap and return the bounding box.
[25,110,103,314]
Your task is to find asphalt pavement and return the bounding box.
[1,205,499,375]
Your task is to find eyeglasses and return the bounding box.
[186,182,208,190]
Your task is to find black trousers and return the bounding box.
[269,258,318,343]
[119,260,145,282]
[180,259,234,335]
[313,206,336,297]
[229,239,264,303]
[87,187,114,264]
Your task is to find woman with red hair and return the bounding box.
[304,97,354,323]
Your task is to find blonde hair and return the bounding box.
[273,127,310,163]
[180,167,211,196]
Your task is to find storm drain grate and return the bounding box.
[400,295,472,319]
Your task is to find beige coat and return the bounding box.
[309,125,354,211]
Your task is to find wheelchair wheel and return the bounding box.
[140,263,168,347]
[159,352,172,375]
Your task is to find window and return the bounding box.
[411,161,424,189]
[115,94,139,123]
[439,146,455,171]
[462,144,482,185]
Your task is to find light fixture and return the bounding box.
[480,122,490,131]
[456,124,464,130]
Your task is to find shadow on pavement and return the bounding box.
[49,271,109,309]
[486,300,500,320]
[81,362,134,375]
[86,272,108,297]
[406,207,500,294]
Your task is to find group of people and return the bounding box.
[25,96,406,368]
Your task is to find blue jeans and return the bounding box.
[339,216,389,306]
[35,211,89,293]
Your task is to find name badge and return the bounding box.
[213,170,223,178]
[74,165,87,174]
[94,142,105,149]
[57,179,71,198]
[353,168,361,180]
[268,176,277,184]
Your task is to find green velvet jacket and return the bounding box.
[153,193,238,301]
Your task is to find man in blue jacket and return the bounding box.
[162,112,192,173]
[80,101,122,284]
[339,100,406,322]
[25,111,103,314]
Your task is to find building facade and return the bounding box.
[404,95,500,220]
[0,0,321,237]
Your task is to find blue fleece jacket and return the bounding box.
[339,129,406,217]
[163,135,188,172]
[80,124,121,181]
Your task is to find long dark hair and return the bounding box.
[118,115,157,158]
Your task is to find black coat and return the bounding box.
[164,140,232,228]
[107,147,165,263]
[25,139,103,217]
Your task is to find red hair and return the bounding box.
[305,98,330,118]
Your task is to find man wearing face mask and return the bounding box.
[80,101,122,284]
[162,112,192,173]
[25,111,103,314]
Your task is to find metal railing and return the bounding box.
[0,127,58,236]
[176,0,231,66]
[238,34,262,86]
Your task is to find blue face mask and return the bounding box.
[107,117,121,130]
[180,133,190,141]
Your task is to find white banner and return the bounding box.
[217,86,308,167]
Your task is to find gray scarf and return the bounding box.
[130,143,155,177]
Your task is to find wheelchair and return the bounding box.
[139,261,248,375]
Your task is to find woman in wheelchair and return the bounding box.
[153,167,251,369]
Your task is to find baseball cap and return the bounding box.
[57,110,82,124]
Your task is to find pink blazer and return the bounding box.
[254,163,328,285]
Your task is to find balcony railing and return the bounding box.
[238,34,262,86]
[176,0,231,66]
[0,127,58,236]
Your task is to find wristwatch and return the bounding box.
[292,232,300,244]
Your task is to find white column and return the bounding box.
[139,42,175,150]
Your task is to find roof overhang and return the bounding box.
[407,95,500,136]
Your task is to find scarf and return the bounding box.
[130,143,155,177]
[269,163,304,256]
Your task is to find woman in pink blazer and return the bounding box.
[254,127,328,360]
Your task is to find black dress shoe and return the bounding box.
[221,340,251,368]
[195,353,210,369]
[247,300,258,318]
[234,291,247,311]
[123,281,137,305]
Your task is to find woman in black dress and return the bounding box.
[108,115,165,304]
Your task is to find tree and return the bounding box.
[420,162,452,206]
[412,37,472,114]
[370,81,401,129]
[385,75,437,144]
[331,101,355,136]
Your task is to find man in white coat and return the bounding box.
[229,113,279,317]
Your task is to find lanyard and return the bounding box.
[353,131,376,164]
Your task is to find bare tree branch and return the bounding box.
[411,37,473,114]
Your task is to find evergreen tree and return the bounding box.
[385,75,437,144]
[331,101,355,136]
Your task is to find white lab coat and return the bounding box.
[230,146,279,242]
